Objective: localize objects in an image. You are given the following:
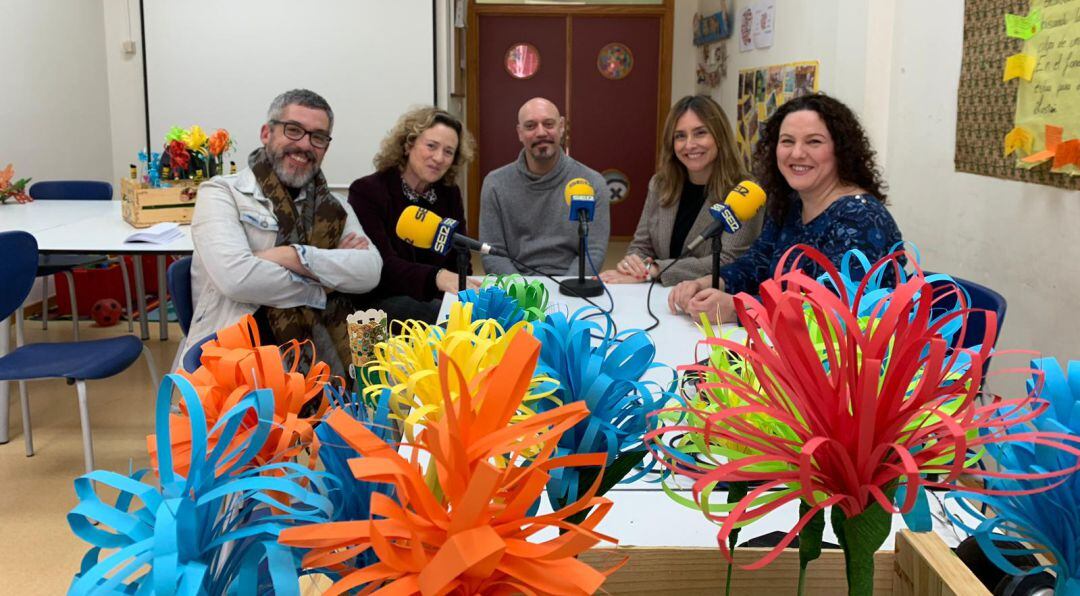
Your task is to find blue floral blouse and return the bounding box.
[718,194,903,295]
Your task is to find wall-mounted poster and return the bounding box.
[693,3,732,45]
[735,60,819,171]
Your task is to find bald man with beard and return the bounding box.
[478,97,610,276]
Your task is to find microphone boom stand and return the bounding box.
[558,218,603,298]
[456,247,470,292]
[711,234,723,289]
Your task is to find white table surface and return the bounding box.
[438,276,973,550]
[0,200,129,234]
[439,276,738,368]
[22,200,193,254]
[1,200,192,343]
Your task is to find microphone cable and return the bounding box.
[503,251,619,337]
[643,255,687,332]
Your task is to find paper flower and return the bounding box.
[208,128,233,156]
[184,124,209,152]
[648,245,1080,594]
[68,374,334,594]
[164,126,187,144]
[456,285,529,330]
[530,306,677,508]
[149,315,330,477]
[0,163,32,204]
[279,332,621,595]
[167,139,191,172]
[947,358,1080,595]
[364,301,556,440]
[481,274,549,322]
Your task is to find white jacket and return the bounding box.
[181,168,382,360]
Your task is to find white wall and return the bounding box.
[102,0,146,188]
[692,0,1080,387]
[1,1,114,187]
[2,1,117,307]
[703,0,872,136]
[671,0,700,101]
[886,1,1080,376]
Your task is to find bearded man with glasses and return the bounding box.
[186,89,382,378]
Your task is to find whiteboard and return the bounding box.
[144,0,435,188]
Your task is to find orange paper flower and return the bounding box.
[280,332,622,595]
[148,315,331,477]
[208,128,232,156]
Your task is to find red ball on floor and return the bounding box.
[90,298,123,327]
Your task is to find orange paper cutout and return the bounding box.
[148,315,331,477]
[1021,125,1064,165]
[1051,139,1080,171]
[279,333,623,595]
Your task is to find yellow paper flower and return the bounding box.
[183,125,208,152]
[364,301,557,441]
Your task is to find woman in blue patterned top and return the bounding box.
[668,93,903,323]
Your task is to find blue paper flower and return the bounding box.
[67,374,334,595]
[456,285,528,330]
[946,358,1080,595]
[530,306,678,507]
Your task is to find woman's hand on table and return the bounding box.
[685,288,736,324]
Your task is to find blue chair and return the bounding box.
[0,231,158,475]
[166,256,212,372]
[926,273,1007,351]
[28,180,134,340]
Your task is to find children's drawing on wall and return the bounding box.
[693,3,732,91]
[736,60,820,170]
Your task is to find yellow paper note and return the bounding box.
[1005,9,1042,40]
[1004,126,1034,156]
[1003,54,1037,82]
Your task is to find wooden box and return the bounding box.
[573,530,989,595]
[120,177,199,228]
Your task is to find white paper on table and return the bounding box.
[124,222,183,245]
[753,0,775,49]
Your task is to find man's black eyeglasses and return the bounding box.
[270,119,332,149]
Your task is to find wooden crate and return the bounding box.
[120,177,199,228]
[574,530,990,595]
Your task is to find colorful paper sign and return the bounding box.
[1003,53,1037,81]
[1005,9,1042,40]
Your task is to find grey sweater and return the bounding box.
[478,149,610,276]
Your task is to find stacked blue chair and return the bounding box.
[0,231,158,475]
[27,180,135,339]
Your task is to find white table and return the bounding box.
[9,200,193,341]
[0,200,192,445]
[439,276,737,367]
[439,277,971,550]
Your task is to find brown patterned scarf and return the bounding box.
[248,147,354,376]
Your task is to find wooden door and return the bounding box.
[466,2,672,239]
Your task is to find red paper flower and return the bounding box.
[167,139,190,171]
[649,245,1080,578]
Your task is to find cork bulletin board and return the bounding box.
[954,0,1080,190]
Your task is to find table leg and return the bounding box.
[157,255,168,341]
[0,315,9,444]
[134,257,149,340]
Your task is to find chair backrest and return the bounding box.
[927,272,1008,351]
[167,256,194,335]
[0,231,40,320]
[28,180,113,201]
[953,276,1008,350]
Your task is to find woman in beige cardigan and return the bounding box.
[600,95,763,286]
